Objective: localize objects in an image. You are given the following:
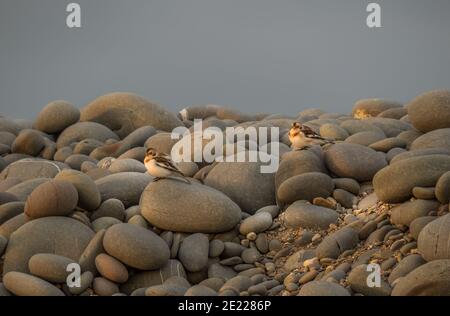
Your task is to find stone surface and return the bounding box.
[103,223,170,270]
[140,179,241,233]
[348,264,391,296]
[34,100,80,134]
[204,157,275,214]
[28,253,75,283]
[410,128,450,151]
[407,90,450,132]
[3,272,65,296]
[24,180,78,219]
[324,143,387,181]
[373,155,450,203]
[3,217,94,273]
[96,172,152,207]
[80,92,183,137]
[277,172,334,205]
[283,201,338,230]
[298,281,350,296]
[239,212,273,235]
[54,169,101,211]
[56,122,118,149]
[435,171,450,204]
[418,214,450,261]
[390,199,440,227]
[178,233,209,272]
[392,259,450,296]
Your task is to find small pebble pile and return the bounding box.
[1,90,450,296]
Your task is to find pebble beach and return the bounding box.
[1,89,450,296]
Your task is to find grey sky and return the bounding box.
[1,0,449,119]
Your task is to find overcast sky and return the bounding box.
[1,0,449,119]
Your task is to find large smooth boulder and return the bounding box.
[316,227,359,259]
[435,171,450,204]
[324,143,387,181]
[298,281,350,296]
[34,100,80,134]
[390,200,440,227]
[103,223,170,270]
[275,150,326,191]
[407,90,450,132]
[283,201,338,230]
[277,172,334,205]
[204,158,275,214]
[120,260,186,295]
[410,128,450,151]
[56,122,118,149]
[392,260,450,296]
[24,180,78,219]
[80,92,182,137]
[373,155,450,203]
[352,99,403,119]
[178,233,209,272]
[140,179,241,233]
[3,272,65,296]
[55,169,101,211]
[95,172,152,207]
[418,214,450,261]
[0,159,68,181]
[6,178,51,201]
[3,217,94,273]
[11,129,45,156]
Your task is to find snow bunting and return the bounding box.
[144,148,190,184]
[288,122,334,150]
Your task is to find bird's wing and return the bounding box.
[154,156,185,175]
[301,125,325,139]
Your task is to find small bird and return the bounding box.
[144,148,190,184]
[288,122,334,150]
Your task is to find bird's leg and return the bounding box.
[153,177,162,182]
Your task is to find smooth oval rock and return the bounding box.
[316,227,359,259]
[103,223,170,270]
[298,281,350,296]
[95,253,129,283]
[277,172,334,205]
[373,155,450,203]
[11,129,45,156]
[0,158,68,181]
[239,212,273,235]
[204,157,275,214]
[81,92,182,137]
[348,264,391,296]
[120,259,186,294]
[418,214,450,261]
[407,90,450,132]
[435,171,450,204]
[140,179,241,233]
[96,172,152,207]
[410,128,450,151]
[56,122,119,149]
[390,199,440,227]
[353,99,402,119]
[34,100,80,134]
[54,169,101,211]
[28,253,76,283]
[283,201,338,230]
[3,217,94,274]
[391,259,450,296]
[324,143,387,181]
[24,180,78,219]
[3,271,65,296]
[178,233,209,272]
